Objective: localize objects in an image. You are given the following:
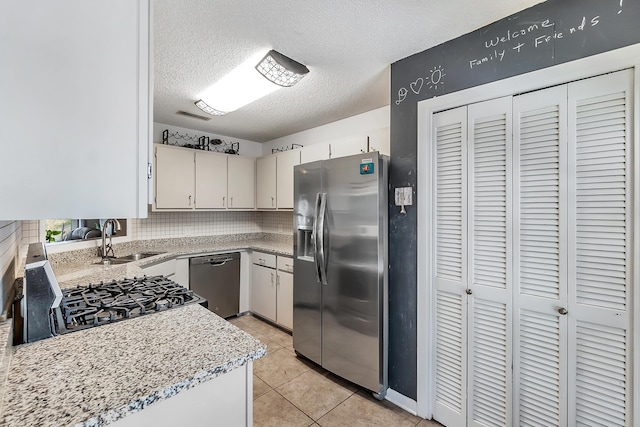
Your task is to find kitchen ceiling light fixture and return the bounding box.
[194,100,225,116]
[196,50,309,116]
[255,50,309,87]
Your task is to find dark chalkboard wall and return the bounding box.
[388,0,640,400]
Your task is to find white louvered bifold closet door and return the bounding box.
[513,85,569,427]
[566,69,633,427]
[432,106,468,427]
[467,97,513,427]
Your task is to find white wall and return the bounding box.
[0,221,22,314]
[153,122,263,158]
[262,105,390,155]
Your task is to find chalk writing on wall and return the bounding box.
[395,65,446,105]
[393,0,633,106]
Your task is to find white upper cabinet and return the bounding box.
[195,151,227,209]
[328,135,367,159]
[300,142,331,164]
[155,145,195,209]
[256,155,277,209]
[154,144,254,211]
[0,1,151,219]
[368,127,390,157]
[227,156,255,209]
[276,150,300,209]
[297,127,390,167]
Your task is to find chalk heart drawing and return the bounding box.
[396,87,408,105]
[410,78,424,94]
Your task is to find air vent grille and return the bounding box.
[175,110,211,121]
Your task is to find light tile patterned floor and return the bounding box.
[228,314,442,427]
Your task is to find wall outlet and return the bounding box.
[394,187,413,206]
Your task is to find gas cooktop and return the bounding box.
[52,275,207,335]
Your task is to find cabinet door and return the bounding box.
[142,258,177,278]
[0,1,150,219]
[174,258,189,288]
[277,270,293,330]
[329,135,366,159]
[368,127,390,157]
[155,145,195,209]
[251,264,276,321]
[276,150,300,209]
[300,141,330,164]
[195,151,227,209]
[228,156,256,208]
[256,155,277,209]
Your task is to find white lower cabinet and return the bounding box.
[275,257,294,330]
[250,252,293,330]
[141,258,177,278]
[111,362,253,427]
[174,258,189,288]
[251,263,277,322]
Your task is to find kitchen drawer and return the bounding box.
[252,252,276,268]
[277,256,294,273]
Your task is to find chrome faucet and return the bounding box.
[99,218,121,259]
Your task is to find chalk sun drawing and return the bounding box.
[427,65,446,90]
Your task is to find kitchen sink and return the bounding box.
[94,252,165,265]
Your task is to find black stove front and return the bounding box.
[52,275,207,335]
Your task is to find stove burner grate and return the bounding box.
[52,275,206,335]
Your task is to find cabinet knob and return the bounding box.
[558,307,568,315]
[272,196,275,207]
[188,195,192,206]
[270,272,274,284]
[230,196,233,207]
[222,196,225,206]
[465,288,472,295]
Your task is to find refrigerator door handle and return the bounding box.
[312,192,322,283]
[317,193,328,285]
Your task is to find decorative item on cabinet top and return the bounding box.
[162,129,240,154]
[271,143,303,154]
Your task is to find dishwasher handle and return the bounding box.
[190,253,239,266]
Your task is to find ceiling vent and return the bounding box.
[175,110,211,121]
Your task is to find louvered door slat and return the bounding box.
[567,69,632,426]
[433,107,468,427]
[513,84,568,427]
[467,97,512,427]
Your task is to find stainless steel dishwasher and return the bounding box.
[189,252,240,318]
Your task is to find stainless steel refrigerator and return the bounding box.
[293,151,388,397]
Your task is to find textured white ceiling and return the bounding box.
[154,0,544,142]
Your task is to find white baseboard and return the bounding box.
[385,388,418,416]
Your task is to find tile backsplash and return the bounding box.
[130,210,293,240]
[22,211,294,250]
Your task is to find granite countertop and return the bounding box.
[51,234,294,288]
[1,305,266,427]
[0,234,291,426]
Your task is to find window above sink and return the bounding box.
[44,218,128,244]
